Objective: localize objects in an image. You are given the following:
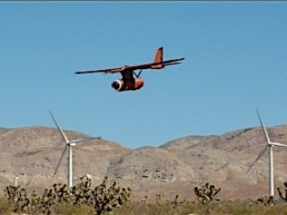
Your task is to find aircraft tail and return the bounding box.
[152,47,164,69]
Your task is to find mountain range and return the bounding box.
[1,124,287,203]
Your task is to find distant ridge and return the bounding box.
[1,124,287,202]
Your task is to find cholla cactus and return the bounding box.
[142,195,148,203]
[90,176,131,215]
[194,182,221,205]
[39,183,73,214]
[4,185,39,214]
[277,181,287,202]
[171,194,180,208]
[4,176,131,215]
[164,193,181,208]
[156,193,162,205]
[256,195,276,206]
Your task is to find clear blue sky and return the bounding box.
[1,2,287,149]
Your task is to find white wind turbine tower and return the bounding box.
[49,111,101,189]
[247,107,287,197]
[13,175,19,186]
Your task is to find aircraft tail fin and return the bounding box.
[152,47,164,69]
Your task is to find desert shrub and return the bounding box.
[4,178,287,215]
[256,195,276,206]
[194,182,221,205]
[277,181,287,202]
[3,176,131,215]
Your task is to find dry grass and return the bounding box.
[113,201,287,215]
[50,203,94,215]
[0,197,12,215]
[1,198,287,215]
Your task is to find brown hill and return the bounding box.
[1,125,287,202]
[159,125,287,200]
[0,126,130,190]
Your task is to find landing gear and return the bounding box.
[134,69,142,78]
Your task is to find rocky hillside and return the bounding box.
[1,125,287,202]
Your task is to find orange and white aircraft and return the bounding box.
[75,47,185,92]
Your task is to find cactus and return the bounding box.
[171,194,180,208]
[155,193,162,205]
[277,181,287,202]
[194,182,221,205]
[164,193,182,208]
[90,177,131,215]
[256,195,276,206]
[142,195,148,203]
[4,185,30,214]
[4,176,131,215]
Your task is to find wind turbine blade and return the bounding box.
[52,145,68,179]
[246,145,268,173]
[270,142,287,147]
[49,111,69,143]
[86,159,91,175]
[90,177,96,186]
[73,176,82,181]
[256,107,271,144]
[70,136,101,144]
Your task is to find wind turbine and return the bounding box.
[247,107,287,197]
[13,175,19,186]
[49,111,101,189]
[73,158,95,185]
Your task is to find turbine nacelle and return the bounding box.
[86,174,92,179]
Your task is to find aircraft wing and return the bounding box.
[124,58,185,71]
[75,58,185,75]
[75,66,123,74]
